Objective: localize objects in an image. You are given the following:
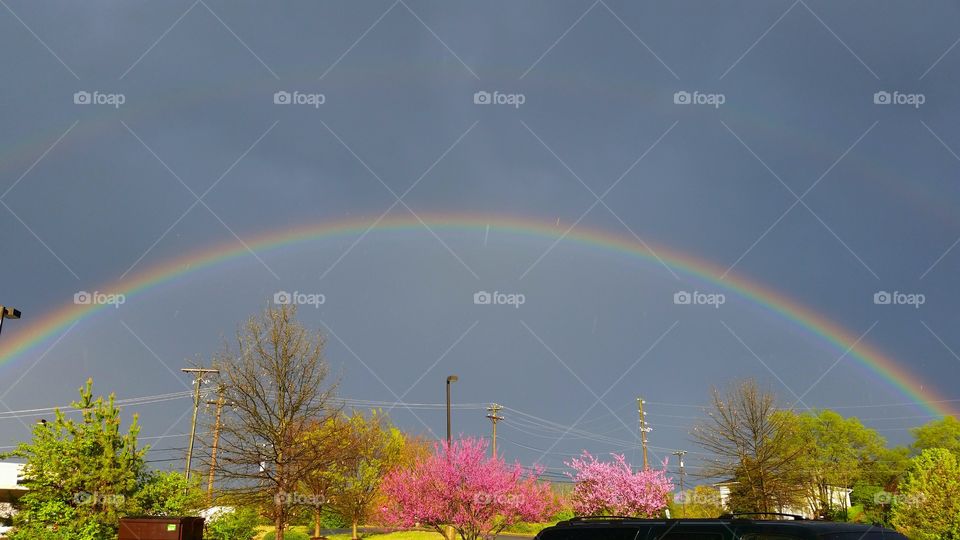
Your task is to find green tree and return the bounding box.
[295,416,353,539]
[912,416,960,457]
[205,507,260,540]
[890,448,960,540]
[328,410,405,539]
[671,485,723,518]
[133,470,204,516]
[2,379,146,540]
[779,410,889,518]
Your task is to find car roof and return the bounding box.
[547,516,897,533]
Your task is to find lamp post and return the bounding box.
[446,375,458,446]
[0,306,22,338]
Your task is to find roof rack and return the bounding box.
[719,512,805,521]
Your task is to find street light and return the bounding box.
[0,306,22,338]
[446,375,458,445]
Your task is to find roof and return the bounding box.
[549,516,897,533]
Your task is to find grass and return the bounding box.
[256,528,447,540]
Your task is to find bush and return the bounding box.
[205,507,259,540]
[263,530,310,540]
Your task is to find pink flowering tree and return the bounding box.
[565,452,673,517]
[380,437,554,540]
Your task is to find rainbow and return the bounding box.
[0,213,954,417]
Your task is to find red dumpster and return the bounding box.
[119,516,204,540]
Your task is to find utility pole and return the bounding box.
[486,403,504,459]
[637,397,650,470]
[445,375,458,446]
[672,450,687,517]
[205,387,226,502]
[182,367,219,482]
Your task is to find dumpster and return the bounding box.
[119,516,204,540]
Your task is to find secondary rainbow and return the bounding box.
[0,213,954,418]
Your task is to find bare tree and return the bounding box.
[691,379,804,514]
[209,304,339,540]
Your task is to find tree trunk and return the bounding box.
[352,519,358,540]
[315,507,322,538]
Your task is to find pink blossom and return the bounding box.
[564,452,673,517]
[380,437,554,540]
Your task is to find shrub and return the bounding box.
[263,530,311,540]
[205,507,259,540]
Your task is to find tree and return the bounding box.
[205,507,260,540]
[328,410,405,540]
[564,452,672,517]
[912,416,960,457]
[210,304,340,540]
[380,437,553,540]
[2,379,146,540]
[295,415,354,539]
[671,485,723,518]
[691,379,804,514]
[890,448,960,540]
[133,471,204,517]
[779,410,889,518]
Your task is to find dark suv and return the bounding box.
[534,514,908,540]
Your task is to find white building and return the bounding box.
[0,463,26,537]
[714,480,852,519]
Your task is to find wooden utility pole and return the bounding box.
[486,403,504,458]
[182,367,219,481]
[205,388,226,502]
[673,450,687,516]
[637,397,650,470]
